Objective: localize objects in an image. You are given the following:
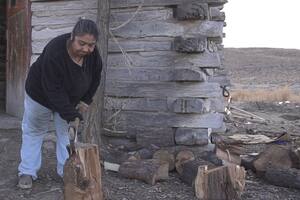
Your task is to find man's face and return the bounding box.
[72,34,96,57]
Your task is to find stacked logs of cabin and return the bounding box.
[0,1,6,111]
[105,0,228,148]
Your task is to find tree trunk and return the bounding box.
[64,143,103,200]
[83,0,110,146]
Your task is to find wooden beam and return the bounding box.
[82,0,110,144]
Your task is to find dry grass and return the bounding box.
[231,86,300,102]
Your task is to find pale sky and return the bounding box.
[223,0,300,49]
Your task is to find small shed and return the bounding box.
[4,0,228,148]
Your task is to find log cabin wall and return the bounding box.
[30,0,227,147]
[0,1,6,111]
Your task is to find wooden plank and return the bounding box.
[104,110,224,129]
[105,97,168,112]
[31,0,97,12]
[32,9,97,26]
[110,7,173,26]
[135,127,175,147]
[104,97,216,113]
[31,7,173,26]
[111,0,227,8]
[175,128,209,146]
[31,20,224,40]
[108,37,173,53]
[105,81,222,98]
[104,97,218,114]
[33,37,173,54]
[32,24,73,40]
[107,67,207,82]
[111,20,224,38]
[210,97,225,113]
[107,51,221,68]
[31,0,227,11]
[172,69,207,82]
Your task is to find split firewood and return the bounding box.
[153,150,175,171]
[253,145,293,175]
[215,146,241,165]
[179,159,215,186]
[63,143,103,200]
[175,150,195,175]
[118,159,169,185]
[264,166,300,189]
[195,165,246,200]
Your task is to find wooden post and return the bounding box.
[83,0,110,146]
[63,143,103,200]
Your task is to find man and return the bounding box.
[18,18,102,189]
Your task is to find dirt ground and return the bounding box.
[1,48,300,199]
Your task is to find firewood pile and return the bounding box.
[102,130,300,200]
[104,143,246,200]
[213,132,300,190]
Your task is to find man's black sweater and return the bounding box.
[25,33,102,122]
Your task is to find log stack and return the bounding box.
[104,0,229,147]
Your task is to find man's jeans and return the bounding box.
[18,94,69,179]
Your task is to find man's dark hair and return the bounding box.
[71,18,99,41]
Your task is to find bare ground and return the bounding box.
[1,48,300,199]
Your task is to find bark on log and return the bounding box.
[63,143,103,200]
[264,167,300,189]
[119,159,169,185]
[175,150,195,175]
[195,165,246,200]
[153,150,175,171]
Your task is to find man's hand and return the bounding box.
[76,101,89,114]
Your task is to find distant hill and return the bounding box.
[223,48,300,91]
